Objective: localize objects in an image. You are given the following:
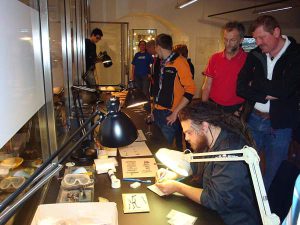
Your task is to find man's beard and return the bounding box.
[226,45,239,55]
[191,133,209,153]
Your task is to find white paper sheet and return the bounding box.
[94,157,118,174]
[122,158,158,178]
[147,184,166,196]
[119,141,152,157]
[167,209,197,225]
[102,147,118,156]
[147,184,183,197]
[135,130,147,142]
[31,202,118,225]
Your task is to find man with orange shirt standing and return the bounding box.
[153,34,196,150]
[202,21,247,115]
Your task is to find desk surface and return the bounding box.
[44,107,225,225]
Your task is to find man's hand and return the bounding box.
[156,173,203,204]
[155,168,178,183]
[166,111,178,125]
[155,180,180,195]
[266,95,278,100]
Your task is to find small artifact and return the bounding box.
[0,157,23,169]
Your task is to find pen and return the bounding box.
[176,177,185,182]
[158,168,168,183]
[123,178,152,184]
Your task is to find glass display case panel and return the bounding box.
[0,0,45,149]
[48,0,69,141]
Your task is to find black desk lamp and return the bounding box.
[99,97,137,147]
[124,80,148,108]
[0,97,137,223]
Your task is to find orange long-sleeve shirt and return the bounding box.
[155,55,196,111]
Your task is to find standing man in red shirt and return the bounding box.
[202,21,247,115]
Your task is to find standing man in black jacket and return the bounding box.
[84,28,103,87]
[237,15,300,190]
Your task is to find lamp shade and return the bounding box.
[98,51,112,68]
[155,148,191,177]
[98,98,137,147]
[124,81,148,108]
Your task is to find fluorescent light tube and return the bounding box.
[176,0,198,9]
[256,6,292,14]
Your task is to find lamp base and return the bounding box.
[71,140,97,163]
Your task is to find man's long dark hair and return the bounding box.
[178,100,255,147]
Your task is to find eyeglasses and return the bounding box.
[0,176,26,190]
[95,35,101,40]
[62,174,93,188]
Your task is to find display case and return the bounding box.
[0,1,53,221]
[0,112,45,197]
[0,105,53,225]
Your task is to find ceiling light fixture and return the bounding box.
[255,6,293,14]
[207,0,290,17]
[176,0,198,9]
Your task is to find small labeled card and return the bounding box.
[121,158,158,178]
[122,193,150,213]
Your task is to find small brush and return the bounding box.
[123,178,152,184]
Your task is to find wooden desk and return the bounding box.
[40,107,225,225]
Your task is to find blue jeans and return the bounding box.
[135,76,150,99]
[248,112,292,190]
[153,109,183,150]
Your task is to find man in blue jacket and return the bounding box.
[237,15,300,190]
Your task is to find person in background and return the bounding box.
[172,44,195,149]
[173,44,195,79]
[155,101,260,225]
[152,33,196,150]
[146,39,156,57]
[202,21,247,115]
[146,40,160,98]
[84,28,103,87]
[237,15,300,190]
[131,40,153,100]
[146,40,161,122]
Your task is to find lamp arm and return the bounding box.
[72,85,97,93]
[185,146,280,225]
[0,110,102,213]
[58,121,100,164]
